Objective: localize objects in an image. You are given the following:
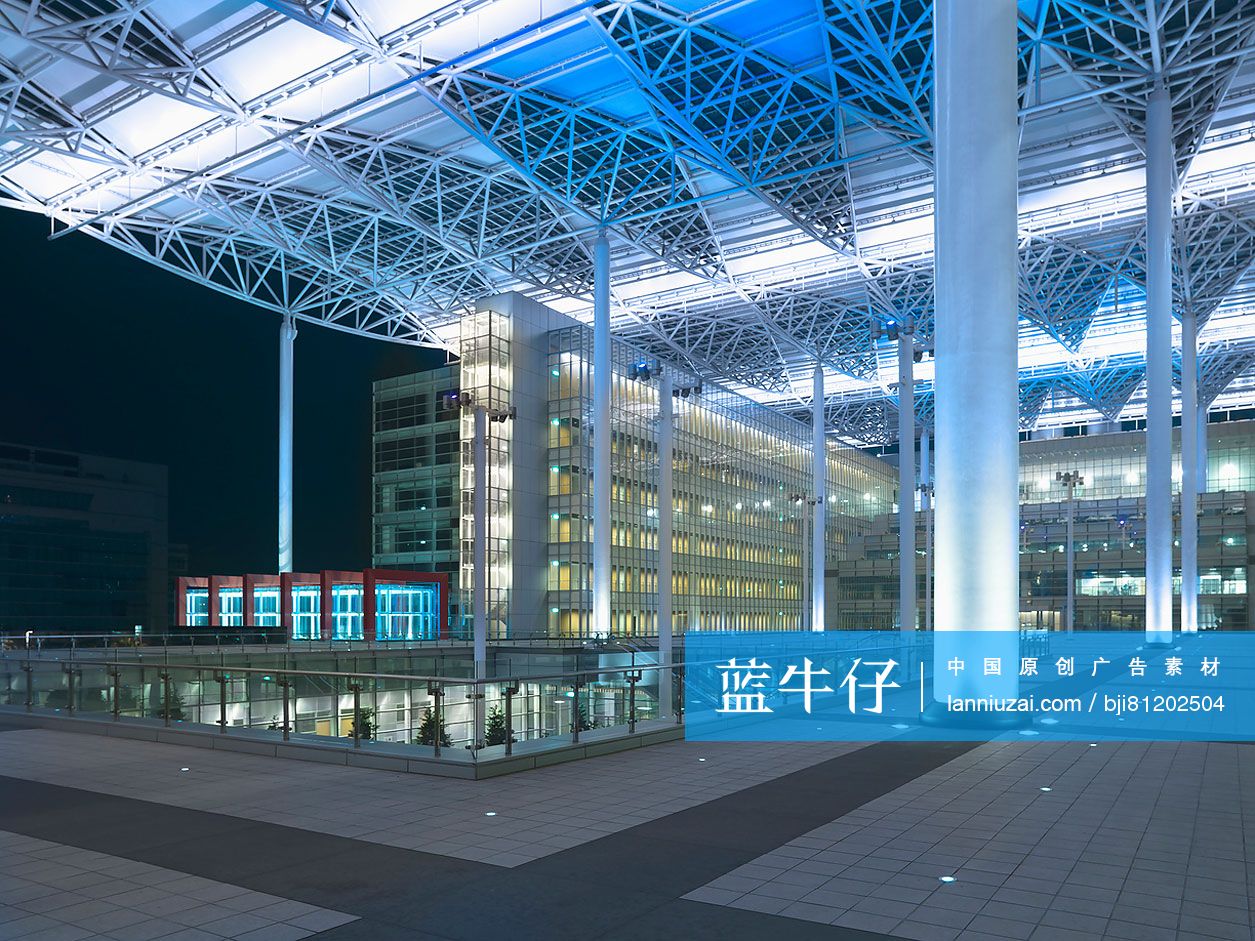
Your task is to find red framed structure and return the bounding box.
[176,568,449,641]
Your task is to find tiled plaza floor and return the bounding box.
[0,729,859,867]
[1,720,1251,940]
[0,830,356,940]
[685,740,1255,941]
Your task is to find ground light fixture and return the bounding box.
[939,876,956,884]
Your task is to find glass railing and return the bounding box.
[0,630,667,654]
[0,655,683,765]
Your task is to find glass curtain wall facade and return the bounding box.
[546,326,894,635]
[373,292,897,639]
[373,367,462,616]
[832,420,1255,630]
[1019,422,1255,500]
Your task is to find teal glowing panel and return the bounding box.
[375,583,439,641]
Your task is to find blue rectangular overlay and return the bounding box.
[684,631,1253,742]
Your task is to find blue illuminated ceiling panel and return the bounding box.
[0,0,1253,441]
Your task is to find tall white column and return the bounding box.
[812,366,826,632]
[920,428,933,632]
[898,335,916,632]
[472,407,488,666]
[657,372,674,716]
[1180,309,1198,634]
[592,234,612,638]
[278,313,297,574]
[1144,84,1174,644]
[932,0,1019,705]
[1198,403,1209,491]
[1065,479,1076,633]
[472,406,488,744]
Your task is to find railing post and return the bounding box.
[504,683,518,756]
[675,665,684,726]
[428,682,442,758]
[64,665,77,715]
[280,679,291,741]
[110,667,121,721]
[215,671,227,733]
[571,680,583,743]
[628,671,639,733]
[22,661,32,712]
[161,671,171,727]
[350,683,361,748]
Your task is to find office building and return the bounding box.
[0,442,169,635]
[374,294,897,638]
[833,418,1255,631]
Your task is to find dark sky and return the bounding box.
[0,210,445,575]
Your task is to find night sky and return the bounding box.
[0,210,445,575]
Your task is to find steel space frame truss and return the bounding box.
[0,0,1253,430]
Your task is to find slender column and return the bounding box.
[278,313,296,573]
[1064,477,1076,633]
[1180,309,1198,634]
[472,408,488,667]
[1144,84,1174,644]
[658,372,674,716]
[812,366,826,631]
[593,234,612,638]
[1198,403,1209,490]
[932,0,1019,705]
[898,335,916,632]
[920,428,933,632]
[472,406,488,745]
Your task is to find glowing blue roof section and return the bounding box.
[0,0,1251,441]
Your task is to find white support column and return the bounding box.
[1064,477,1077,633]
[1144,84,1175,644]
[657,372,674,716]
[812,366,826,632]
[472,407,488,670]
[1198,402,1209,492]
[898,335,916,632]
[278,313,297,574]
[472,407,488,746]
[1180,309,1199,634]
[920,428,933,633]
[592,234,612,639]
[932,0,1019,707]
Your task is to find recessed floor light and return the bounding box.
[180,768,189,773]
[1039,786,1052,792]
[939,876,956,884]
[485,812,497,817]
[891,723,910,730]
[1089,743,1098,747]
[1019,730,1039,736]
[698,758,707,762]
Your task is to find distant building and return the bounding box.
[832,419,1255,630]
[372,292,897,638]
[0,442,169,635]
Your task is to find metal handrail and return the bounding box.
[1,631,668,651]
[12,656,673,689]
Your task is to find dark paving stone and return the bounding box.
[0,740,978,940]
